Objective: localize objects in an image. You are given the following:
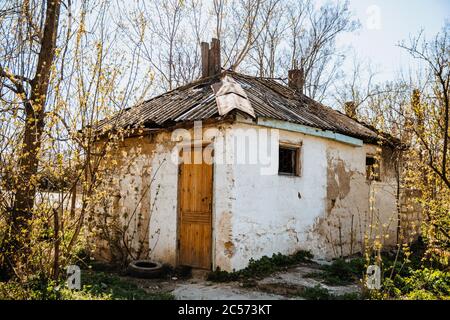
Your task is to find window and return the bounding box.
[366,155,381,181]
[278,145,301,176]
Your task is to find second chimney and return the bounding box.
[288,68,305,94]
[201,38,221,78]
[344,101,357,119]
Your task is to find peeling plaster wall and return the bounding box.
[212,124,236,271]
[98,121,402,271]
[226,122,400,271]
[147,132,179,265]
[228,123,327,270]
[146,125,237,268]
[97,126,236,268]
[92,136,155,262]
[91,133,179,264]
[313,143,400,260]
[309,141,368,259]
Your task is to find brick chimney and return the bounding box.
[288,67,305,94]
[344,101,357,118]
[201,38,221,78]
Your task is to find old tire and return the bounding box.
[127,260,163,279]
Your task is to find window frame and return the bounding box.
[278,142,302,177]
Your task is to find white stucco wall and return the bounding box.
[220,122,400,271]
[224,123,327,270]
[145,125,238,268]
[147,133,179,265]
[98,120,401,271]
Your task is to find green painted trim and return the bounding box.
[256,118,363,147]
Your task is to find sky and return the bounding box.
[338,0,450,83]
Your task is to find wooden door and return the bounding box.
[178,148,213,269]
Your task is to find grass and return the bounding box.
[79,271,174,300]
[207,250,314,282]
[0,271,174,300]
[297,285,360,300]
[206,250,365,300]
[305,258,365,286]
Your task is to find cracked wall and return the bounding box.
[93,125,235,269]
[93,120,411,271]
[91,136,155,262]
[308,143,400,259]
[228,122,327,270]
[226,122,404,270]
[212,124,236,271]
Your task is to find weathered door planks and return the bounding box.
[178,148,213,269]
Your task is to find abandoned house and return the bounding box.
[91,39,419,271]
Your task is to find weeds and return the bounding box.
[380,268,450,300]
[0,271,174,300]
[305,258,365,286]
[367,240,450,300]
[80,271,174,300]
[298,285,331,300]
[207,250,313,282]
[297,285,360,300]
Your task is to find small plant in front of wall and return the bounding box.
[294,285,361,300]
[304,257,366,286]
[207,250,313,282]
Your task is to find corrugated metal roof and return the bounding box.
[95,71,389,144]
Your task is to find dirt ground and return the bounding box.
[120,263,361,300]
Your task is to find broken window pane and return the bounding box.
[279,146,300,176]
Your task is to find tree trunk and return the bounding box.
[0,0,61,280]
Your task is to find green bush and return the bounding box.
[207,269,240,282]
[401,268,450,299]
[0,281,34,300]
[379,268,450,300]
[375,241,450,300]
[405,289,437,300]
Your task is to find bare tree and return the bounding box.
[129,0,203,91]
[340,24,450,258]
[0,0,62,278]
[213,0,225,40]
[288,0,359,100]
[400,25,450,189]
[332,57,401,118]
[249,0,287,77]
[241,0,358,101]
[221,0,281,71]
[0,0,154,280]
